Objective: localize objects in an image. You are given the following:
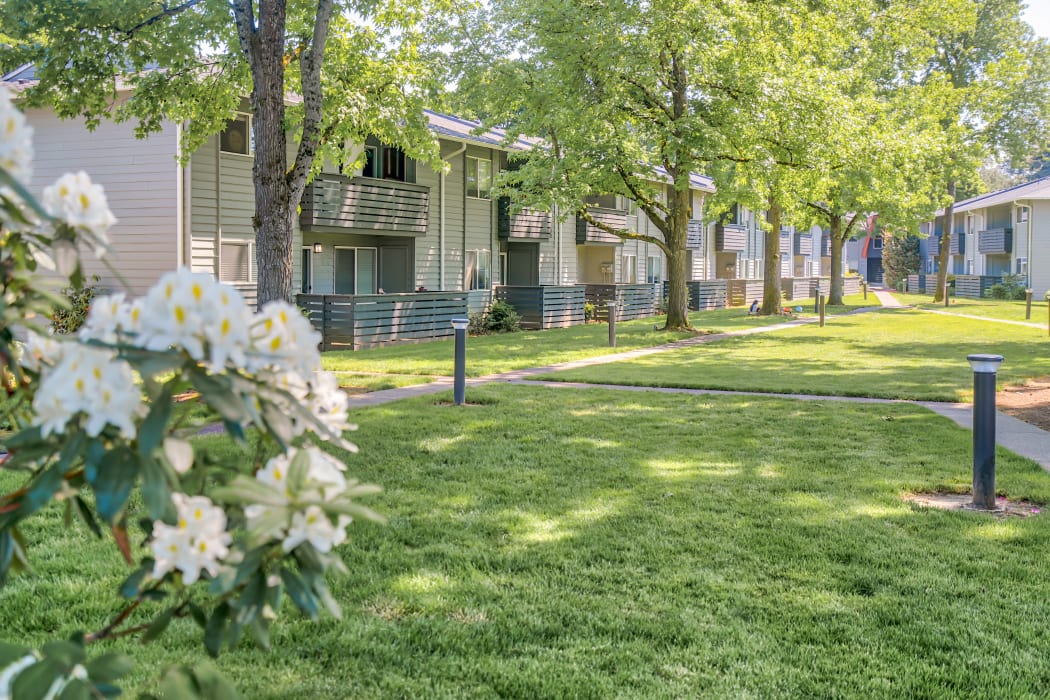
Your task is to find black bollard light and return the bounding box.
[451,317,469,405]
[967,353,1004,510]
[607,301,617,347]
[944,282,950,307]
[819,293,826,327]
[862,281,867,300]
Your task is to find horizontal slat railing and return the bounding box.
[662,280,728,310]
[297,291,468,350]
[300,174,429,235]
[494,285,585,329]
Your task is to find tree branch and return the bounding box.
[288,0,335,203]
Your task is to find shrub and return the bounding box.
[986,274,1027,300]
[468,311,487,335]
[484,300,522,333]
[49,275,102,334]
[584,302,596,322]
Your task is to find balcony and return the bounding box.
[497,197,552,240]
[687,220,704,250]
[977,227,1012,254]
[300,174,429,236]
[576,207,627,245]
[949,232,964,255]
[794,233,813,256]
[715,223,747,252]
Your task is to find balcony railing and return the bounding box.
[715,223,747,252]
[497,198,552,240]
[576,207,627,245]
[300,174,429,235]
[977,228,1012,254]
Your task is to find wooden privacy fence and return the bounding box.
[585,284,660,321]
[494,285,586,330]
[954,275,1002,299]
[727,280,765,307]
[297,291,469,351]
[662,280,728,310]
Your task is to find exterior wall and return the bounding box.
[1029,200,1050,298]
[26,106,179,296]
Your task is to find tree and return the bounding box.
[921,0,1050,302]
[0,0,446,306]
[881,230,922,289]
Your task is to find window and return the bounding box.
[621,254,637,283]
[465,250,491,290]
[301,247,314,294]
[584,194,620,210]
[220,242,255,282]
[966,259,974,274]
[872,236,883,250]
[382,146,406,181]
[1017,206,1030,223]
[334,247,377,295]
[360,143,411,182]
[220,114,252,155]
[361,146,379,178]
[499,252,508,285]
[1017,257,1028,275]
[466,156,492,199]
[646,256,661,284]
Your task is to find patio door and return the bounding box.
[379,246,411,293]
[334,247,377,294]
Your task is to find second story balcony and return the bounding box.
[497,197,552,240]
[715,223,747,252]
[576,207,627,245]
[977,228,1012,255]
[300,174,430,236]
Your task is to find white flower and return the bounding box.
[0,87,32,186]
[282,506,350,553]
[42,171,117,255]
[31,344,141,438]
[245,447,354,551]
[304,371,353,439]
[151,494,231,585]
[18,331,64,372]
[249,301,322,376]
[137,268,215,360]
[200,282,252,371]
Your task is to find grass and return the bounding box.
[893,293,1050,324]
[321,308,790,378]
[4,385,1050,698]
[538,308,1050,401]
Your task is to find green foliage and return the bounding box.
[881,234,922,289]
[467,312,487,336]
[49,276,102,335]
[584,302,597,322]
[987,274,1028,300]
[474,300,521,334]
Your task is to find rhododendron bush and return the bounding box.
[0,87,380,699]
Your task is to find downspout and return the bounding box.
[554,202,560,284]
[440,142,467,290]
[175,121,186,268]
[214,135,222,277]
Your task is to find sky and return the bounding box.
[1023,2,1050,39]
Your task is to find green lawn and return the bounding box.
[538,308,1050,401]
[4,385,1050,698]
[893,292,1050,324]
[321,308,790,378]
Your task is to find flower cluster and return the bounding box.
[42,171,117,254]
[0,87,32,186]
[28,343,141,439]
[245,447,353,553]
[151,494,232,585]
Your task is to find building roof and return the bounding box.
[937,176,1050,216]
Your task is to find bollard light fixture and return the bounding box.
[451,318,469,405]
[967,354,1004,374]
[312,242,323,254]
[451,318,469,331]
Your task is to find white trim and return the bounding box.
[220,112,253,157]
[300,246,315,294]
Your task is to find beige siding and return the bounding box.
[415,163,442,289]
[26,108,179,296]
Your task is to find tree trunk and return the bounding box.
[933,180,955,303]
[828,214,844,305]
[664,186,692,329]
[761,198,783,315]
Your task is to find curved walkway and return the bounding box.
[344,294,1050,472]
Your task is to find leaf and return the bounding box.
[279,568,319,620]
[0,530,15,588]
[190,372,250,424]
[287,448,311,496]
[111,522,133,565]
[204,603,229,659]
[57,680,91,700]
[246,618,270,652]
[140,457,175,523]
[19,463,66,520]
[0,168,51,220]
[72,497,102,538]
[141,606,175,643]
[259,401,293,450]
[138,387,173,458]
[156,667,199,700]
[211,476,286,507]
[322,501,387,525]
[84,653,133,684]
[89,447,139,524]
[11,658,61,700]
[119,564,151,599]
[0,640,30,667]
[187,603,208,629]
[233,571,267,627]
[40,639,85,666]
[190,661,244,700]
